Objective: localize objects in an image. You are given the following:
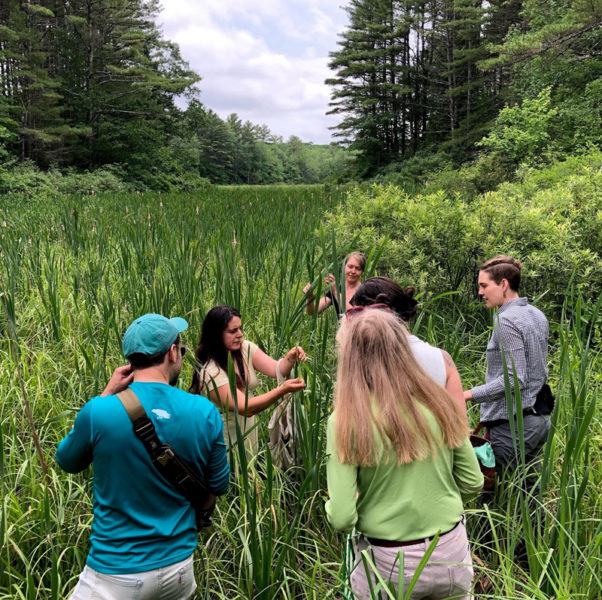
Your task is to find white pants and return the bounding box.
[68,554,197,600]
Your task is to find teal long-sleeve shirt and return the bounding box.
[56,382,229,574]
[325,410,483,540]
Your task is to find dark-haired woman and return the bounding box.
[303,252,366,317]
[326,308,483,599]
[190,306,306,453]
[350,276,466,414]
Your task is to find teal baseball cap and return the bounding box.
[122,313,188,357]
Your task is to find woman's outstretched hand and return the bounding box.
[324,273,336,293]
[282,378,306,394]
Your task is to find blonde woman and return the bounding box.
[303,251,365,317]
[349,276,467,414]
[325,308,483,600]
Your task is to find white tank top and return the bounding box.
[407,335,446,387]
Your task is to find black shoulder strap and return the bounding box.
[118,388,171,459]
[116,388,215,528]
[118,387,146,421]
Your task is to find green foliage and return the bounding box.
[425,152,512,197]
[479,85,601,168]
[373,152,454,191]
[326,0,600,180]
[0,159,214,196]
[0,184,600,598]
[478,87,558,165]
[178,103,351,185]
[0,0,200,176]
[0,162,129,196]
[472,0,602,176]
[325,150,602,313]
[327,0,527,174]
[0,96,17,162]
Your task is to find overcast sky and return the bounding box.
[157,1,350,145]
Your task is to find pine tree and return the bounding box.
[0,1,73,165]
[327,0,412,174]
[0,0,199,173]
[51,0,198,170]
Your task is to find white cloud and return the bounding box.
[157,0,348,143]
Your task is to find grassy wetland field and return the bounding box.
[0,174,600,599]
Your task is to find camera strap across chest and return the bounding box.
[116,387,215,529]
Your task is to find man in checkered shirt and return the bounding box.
[464,256,551,485]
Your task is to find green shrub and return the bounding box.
[478,84,602,170]
[427,153,513,198]
[327,151,602,314]
[374,152,454,191]
[0,162,132,197]
[478,87,558,166]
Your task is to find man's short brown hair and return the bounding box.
[128,335,181,370]
[480,255,522,292]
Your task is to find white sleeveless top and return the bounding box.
[407,335,446,387]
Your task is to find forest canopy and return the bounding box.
[327,0,601,177]
[0,0,600,190]
[0,0,349,190]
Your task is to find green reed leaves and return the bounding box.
[0,184,599,599]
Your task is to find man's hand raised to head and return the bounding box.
[101,365,134,397]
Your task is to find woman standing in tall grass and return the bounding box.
[303,251,365,316]
[350,276,466,413]
[190,305,306,453]
[326,308,483,600]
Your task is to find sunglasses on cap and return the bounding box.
[346,303,390,320]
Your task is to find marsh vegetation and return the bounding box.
[0,168,600,598]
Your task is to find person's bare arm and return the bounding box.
[441,350,467,416]
[303,282,332,315]
[251,346,307,379]
[208,378,306,417]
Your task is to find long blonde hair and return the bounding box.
[334,309,468,466]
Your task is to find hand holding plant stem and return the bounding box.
[282,377,306,394]
[285,346,307,364]
[324,273,336,293]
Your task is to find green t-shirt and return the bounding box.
[325,408,483,540]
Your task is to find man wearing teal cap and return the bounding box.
[57,313,229,599]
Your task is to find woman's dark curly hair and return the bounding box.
[189,305,246,394]
[350,276,418,322]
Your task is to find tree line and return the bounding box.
[0,0,349,190]
[1,0,598,189]
[327,0,601,176]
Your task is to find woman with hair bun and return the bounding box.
[326,308,483,599]
[349,276,466,413]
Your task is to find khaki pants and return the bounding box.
[68,555,196,600]
[350,520,473,600]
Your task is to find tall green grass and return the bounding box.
[0,185,599,598]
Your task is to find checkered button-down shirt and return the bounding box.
[471,297,549,422]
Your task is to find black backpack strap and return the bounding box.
[117,388,215,528]
[118,388,171,460]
